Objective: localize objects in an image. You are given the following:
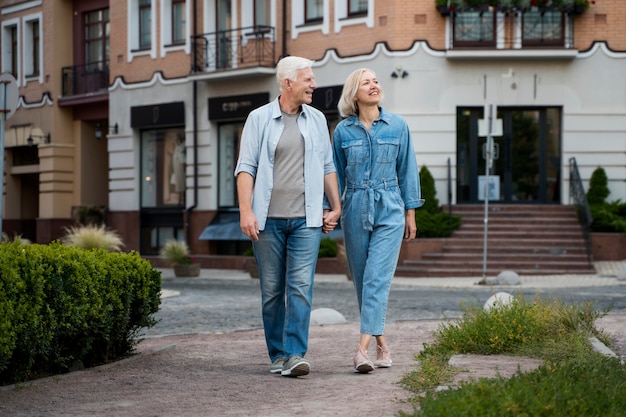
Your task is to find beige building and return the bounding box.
[1,0,625,266]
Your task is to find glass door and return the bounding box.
[456,107,561,204]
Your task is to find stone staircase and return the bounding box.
[396,204,596,277]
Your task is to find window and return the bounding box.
[522,9,564,47]
[141,128,186,208]
[139,0,152,50]
[24,19,40,78]
[453,9,496,47]
[348,0,367,16]
[305,0,323,23]
[171,0,186,44]
[85,9,109,70]
[1,23,19,79]
[334,0,373,32]
[254,0,270,26]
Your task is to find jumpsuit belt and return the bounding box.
[347,179,399,231]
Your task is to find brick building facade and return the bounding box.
[1,0,625,266]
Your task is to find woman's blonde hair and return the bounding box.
[276,56,314,92]
[337,68,384,118]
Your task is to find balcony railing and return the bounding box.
[191,26,276,73]
[445,9,576,52]
[62,61,109,97]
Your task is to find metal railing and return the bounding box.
[191,26,276,73]
[569,157,593,262]
[61,61,109,97]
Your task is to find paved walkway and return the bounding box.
[1,261,625,417]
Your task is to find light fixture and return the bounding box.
[27,132,51,147]
[95,122,119,140]
[391,69,409,79]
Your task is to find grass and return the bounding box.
[397,295,626,417]
[62,224,124,252]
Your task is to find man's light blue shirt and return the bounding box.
[234,97,335,230]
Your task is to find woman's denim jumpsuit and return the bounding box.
[333,108,424,335]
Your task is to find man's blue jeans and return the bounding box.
[253,218,322,362]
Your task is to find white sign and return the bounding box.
[478,175,500,201]
[0,73,19,120]
[478,118,503,137]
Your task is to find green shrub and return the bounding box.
[318,237,337,257]
[586,166,610,205]
[398,297,620,417]
[415,165,461,238]
[590,201,626,233]
[585,166,626,232]
[420,165,439,213]
[0,242,161,385]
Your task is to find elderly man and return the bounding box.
[235,56,341,377]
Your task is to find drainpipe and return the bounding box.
[281,0,287,58]
[186,0,199,245]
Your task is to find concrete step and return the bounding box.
[399,204,594,277]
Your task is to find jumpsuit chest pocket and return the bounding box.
[341,139,367,166]
[375,136,400,163]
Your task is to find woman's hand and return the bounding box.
[323,209,341,234]
[404,209,417,241]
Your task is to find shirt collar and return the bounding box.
[271,96,309,119]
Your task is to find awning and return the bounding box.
[199,211,248,241]
[199,211,344,241]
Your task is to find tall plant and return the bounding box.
[586,166,610,205]
[415,165,461,238]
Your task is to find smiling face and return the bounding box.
[355,70,381,108]
[290,67,317,105]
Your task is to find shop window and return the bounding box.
[140,128,186,208]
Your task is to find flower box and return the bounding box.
[174,263,201,277]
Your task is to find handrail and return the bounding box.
[569,157,593,262]
[61,60,109,97]
[191,25,276,73]
[447,157,452,234]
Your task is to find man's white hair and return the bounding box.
[276,56,314,92]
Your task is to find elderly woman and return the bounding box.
[332,68,424,373]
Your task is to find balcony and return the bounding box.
[191,26,276,80]
[438,5,584,60]
[59,61,109,106]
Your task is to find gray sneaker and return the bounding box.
[270,357,285,374]
[281,356,310,377]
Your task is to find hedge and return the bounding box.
[0,241,161,385]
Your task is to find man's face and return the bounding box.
[288,67,317,105]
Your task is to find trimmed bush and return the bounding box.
[415,165,461,238]
[585,166,626,233]
[0,242,161,385]
[586,166,610,205]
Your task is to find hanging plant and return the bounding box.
[434,0,592,14]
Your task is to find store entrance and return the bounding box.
[456,107,561,204]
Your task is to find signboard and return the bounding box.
[478,175,500,201]
[0,73,18,120]
[208,93,269,121]
[478,118,503,137]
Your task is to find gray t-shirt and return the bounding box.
[268,111,306,218]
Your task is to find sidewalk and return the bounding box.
[1,261,625,417]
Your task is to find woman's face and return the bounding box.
[355,71,381,107]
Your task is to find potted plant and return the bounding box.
[568,0,591,14]
[159,239,201,277]
[435,0,462,15]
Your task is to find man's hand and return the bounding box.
[322,209,341,234]
[240,209,260,241]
